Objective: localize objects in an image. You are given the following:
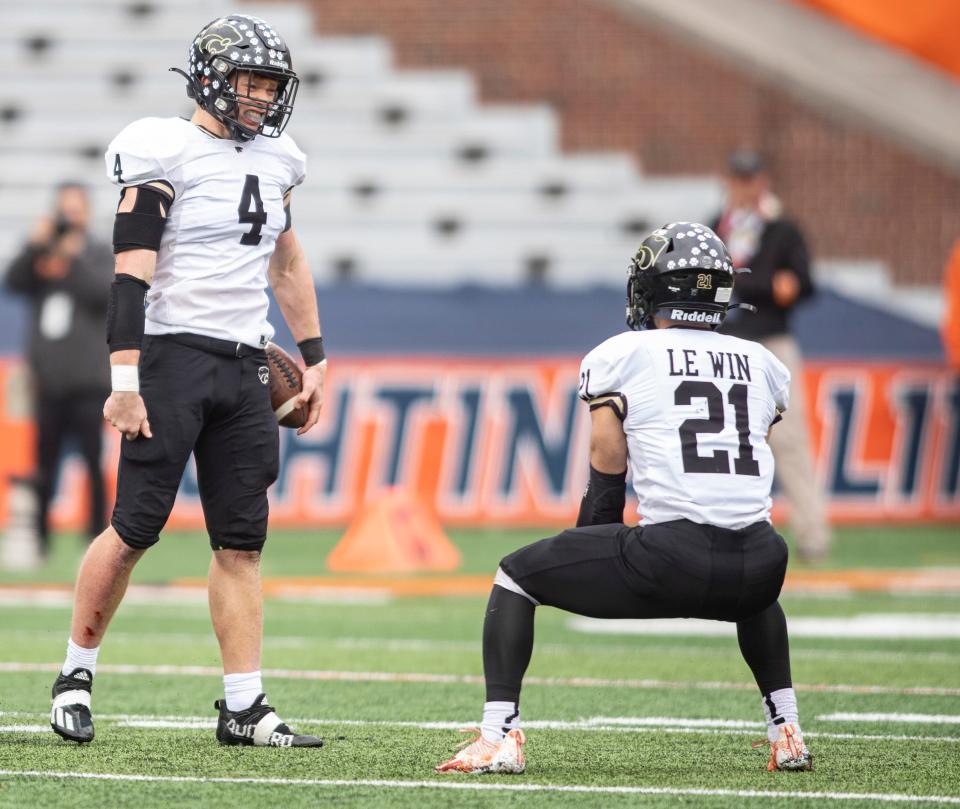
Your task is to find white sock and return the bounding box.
[481,700,520,743]
[761,687,800,743]
[223,671,263,711]
[62,638,99,677]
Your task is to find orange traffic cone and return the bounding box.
[326,488,462,573]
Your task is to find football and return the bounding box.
[265,342,306,429]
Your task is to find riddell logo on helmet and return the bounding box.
[671,309,721,323]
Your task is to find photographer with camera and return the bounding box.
[5,182,113,559]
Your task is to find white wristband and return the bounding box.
[111,365,139,393]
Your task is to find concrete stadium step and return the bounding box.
[0,177,718,233]
[7,5,315,44]
[2,109,560,159]
[1,38,394,81]
[0,0,736,289]
[12,72,477,119]
[0,154,644,193]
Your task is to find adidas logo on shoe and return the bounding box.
[50,668,95,744]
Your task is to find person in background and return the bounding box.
[4,182,113,558]
[713,150,831,563]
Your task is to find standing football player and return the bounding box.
[50,15,327,748]
[436,222,812,774]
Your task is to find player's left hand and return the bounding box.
[295,359,326,436]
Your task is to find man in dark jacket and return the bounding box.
[714,151,831,563]
[5,182,113,556]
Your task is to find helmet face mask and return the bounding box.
[626,223,737,331]
[173,15,299,141]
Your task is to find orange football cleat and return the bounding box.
[435,727,526,774]
[766,723,813,771]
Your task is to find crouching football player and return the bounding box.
[436,223,812,774]
[50,14,327,748]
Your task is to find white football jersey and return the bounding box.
[104,117,306,347]
[579,327,791,529]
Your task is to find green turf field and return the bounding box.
[0,525,958,808]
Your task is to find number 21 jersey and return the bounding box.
[579,328,791,529]
[104,116,306,348]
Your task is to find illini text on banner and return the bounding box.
[1,357,958,528]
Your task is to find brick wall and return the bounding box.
[282,0,960,285]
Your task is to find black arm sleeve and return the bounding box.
[576,465,627,527]
[106,273,150,352]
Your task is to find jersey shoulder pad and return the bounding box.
[274,131,307,188]
[579,331,645,401]
[104,117,188,188]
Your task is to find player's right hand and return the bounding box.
[103,392,152,441]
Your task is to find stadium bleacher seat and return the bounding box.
[0,0,722,286]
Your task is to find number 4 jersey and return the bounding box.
[104,116,306,348]
[579,328,791,529]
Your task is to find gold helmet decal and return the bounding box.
[633,232,670,271]
[199,22,244,56]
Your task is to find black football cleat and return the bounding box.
[51,667,95,743]
[214,693,324,748]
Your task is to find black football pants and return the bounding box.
[485,520,793,703]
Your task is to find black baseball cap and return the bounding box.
[727,149,765,177]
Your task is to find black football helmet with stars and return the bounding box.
[626,222,754,331]
[171,15,299,142]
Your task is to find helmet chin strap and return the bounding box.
[728,302,758,314]
[169,67,196,97]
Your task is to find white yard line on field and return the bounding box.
[0,770,958,804]
[0,587,389,607]
[818,713,960,725]
[1,661,958,696]
[110,715,764,731]
[569,614,960,639]
[5,630,960,665]
[2,711,958,744]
